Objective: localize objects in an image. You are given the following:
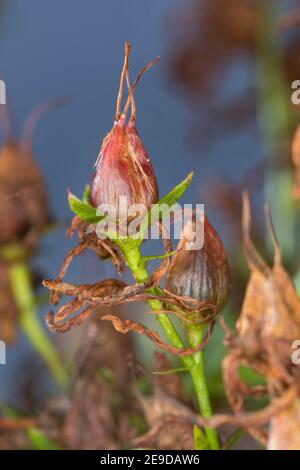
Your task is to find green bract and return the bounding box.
[68,170,194,243]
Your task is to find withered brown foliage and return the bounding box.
[210,193,300,448]
[60,317,134,450]
[153,352,189,404]
[129,353,199,450]
[132,386,196,450]
[44,215,217,356]
[267,398,300,450]
[0,317,135,450]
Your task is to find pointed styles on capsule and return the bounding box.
[90,43,159,218]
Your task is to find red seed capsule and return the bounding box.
[166,216,230,313]
[90,44,159,218]
[90,115,158,214]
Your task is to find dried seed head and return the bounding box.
[90,43,159,218]
[0,139,50,248]
[166,216,230,314]
[236,193,300,376]
[0,99,65,251]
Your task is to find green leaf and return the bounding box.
[68,171,194,268]
[158,170,194,207]
[28,428,62,450]
[193,425,209,450]
[82,184,91,203]
[139,170,194,242]
[113,171,194,269]
[68,191,105,223]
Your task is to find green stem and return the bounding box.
[187,324,220,450]
[126,247,219,449]
[9,262,68,389]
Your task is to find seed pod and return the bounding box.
[0,139,50,248]
[166,216,230,314]
[0,99,64,250]
[235,193,300,373]
[90,43,159,218]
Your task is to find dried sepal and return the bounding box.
[100,314,215,357]
[132,381,298,450]
[221,350,269,445]
[44,218,217,352]
[50,224,126,305]
[197,386,298,431]
[44,247,215,355]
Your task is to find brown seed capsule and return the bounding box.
[166,216,230,313]
[0,138,50,248]
[90,43,159,218]
[0,99,65,250]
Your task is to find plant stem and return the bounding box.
[126,249,219,449]
[187,324,220,450]
[9,262,68,389]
